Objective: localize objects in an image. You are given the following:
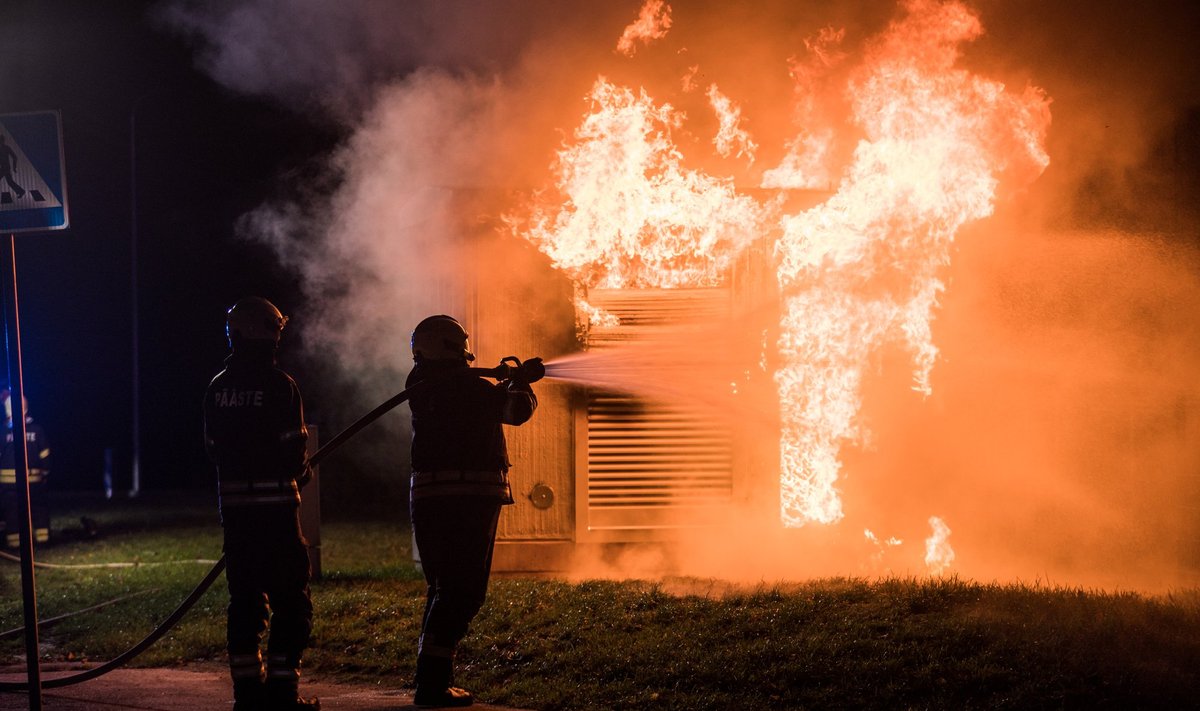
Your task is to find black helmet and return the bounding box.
[411,315,475,362]
[226,297,288,348]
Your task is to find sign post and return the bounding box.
[0,109,69,711]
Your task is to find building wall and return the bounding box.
[501,381,576,539]
[472,192,822,570]
[464,226,579,545]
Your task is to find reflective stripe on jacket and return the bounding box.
[0,468,48,485]
[0,422,50,486]
[410,469,513,503]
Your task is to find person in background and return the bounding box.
[0,383,8,548]
[405,315,538,708]
[204,297,319,711]
[1,393,50,550]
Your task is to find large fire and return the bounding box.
[773,0,1051,528]
[512,77,767,299]
[508,0,1051,574]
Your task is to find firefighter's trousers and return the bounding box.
[1,478,49,549]
[222,504,313,692]
[411,496,501,663]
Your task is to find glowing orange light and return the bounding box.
[925,516,955,575]
[707,84,756,162]
[761,25,844,191]
[773,0,1050,527]
[511,0,1051,549]
[510,77,766,294]
[616,0,673,57]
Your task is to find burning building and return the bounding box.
[170,0,1200,590]
[481,0,1051,574]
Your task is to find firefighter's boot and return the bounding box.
[230,651,265,711]
[414,654,473,708]
[265,654,320,710]
[265,694,321,711]
[233,680,266,711]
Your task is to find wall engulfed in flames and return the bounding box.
[506,0,1052,565]
[168,0,1200,590]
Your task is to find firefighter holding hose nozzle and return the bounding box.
[204,297,319,711]
[406,315,539,708]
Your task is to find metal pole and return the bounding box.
[2,233,42,710]
[129,106,140,497]
[299,425,321,580]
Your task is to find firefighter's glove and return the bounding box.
[511,357,545,387]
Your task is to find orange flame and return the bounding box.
[616,0,673,57]
[762,25,844,190]
[925,516,955,575]
[865,528,904,571]
[511,0,1051,545]
[510,77,767,291]
[773,0,1050,526]
[681,65,700,93]
[707,84,757,162]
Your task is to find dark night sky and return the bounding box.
[0,1,339,493]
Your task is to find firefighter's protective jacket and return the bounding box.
[406,360,536,504]
[1,418,50,485]
[204,347,309,515]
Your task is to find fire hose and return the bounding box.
[0,550,220,570]
[0,357,544,691]
[0,590,160,642]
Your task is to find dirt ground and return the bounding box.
[0,663,530,710]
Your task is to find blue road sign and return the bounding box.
[0,111,69,233]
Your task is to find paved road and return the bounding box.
[0,665,531,710]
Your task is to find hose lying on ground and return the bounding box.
[1,561,228,689]
[0,590,159,642]
[0,550,219,570]
[0,377,437,692]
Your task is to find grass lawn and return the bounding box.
[2,493,1199,709]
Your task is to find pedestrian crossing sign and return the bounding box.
[0,111,68,233]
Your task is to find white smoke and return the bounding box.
[155,0,599,120]
[240,71,525,366]
[154,1,643,512]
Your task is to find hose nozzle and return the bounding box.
[489,356,545,384]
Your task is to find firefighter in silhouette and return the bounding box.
[204,297,318,711]
[406,315,538,708]
[2,394,50,549]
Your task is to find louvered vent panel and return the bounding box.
[584,288,734,521]
[587,288,732,347]
[587,394,732,507]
